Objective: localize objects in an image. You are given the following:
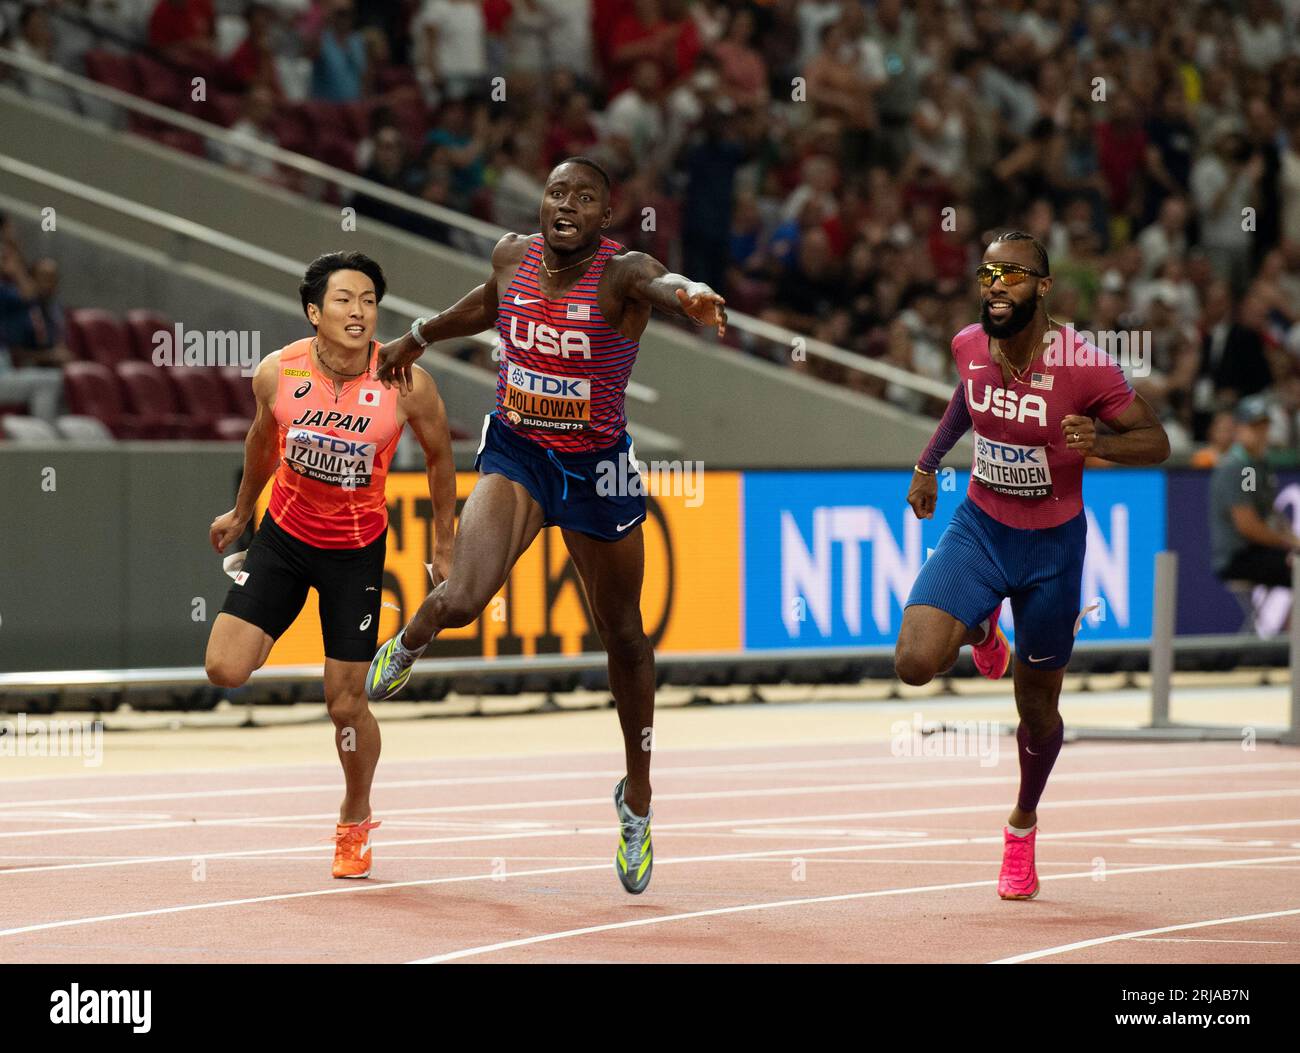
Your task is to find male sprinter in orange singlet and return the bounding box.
[366,157,727,894]
[897,231,1169,899]
[205,251,456,879]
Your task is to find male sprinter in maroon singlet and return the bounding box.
[366,157,727,894]
[898,231,1169,900]
[205,252,457,879]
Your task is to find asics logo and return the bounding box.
[513,295,542,305]
[359,614,372,630]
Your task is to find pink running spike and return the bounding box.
[998,825,1040,900]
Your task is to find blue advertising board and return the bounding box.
[742,470,1165,649]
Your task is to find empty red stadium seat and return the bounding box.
[65,309,133,369]
[172,367,233,419]
[114,361,208,439]
[123,309,174,360]
[62,361,151,439]
[220,367,257,418]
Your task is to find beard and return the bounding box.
[979,294,1038,338]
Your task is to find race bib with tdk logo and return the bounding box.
[972,432,1052,498]
[283,427,376,487]
[502,359,590,432]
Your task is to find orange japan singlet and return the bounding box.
[267,338,402,549]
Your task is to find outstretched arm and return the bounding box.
[620,251,727,336]
[376,233,518,392]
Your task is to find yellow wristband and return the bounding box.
[913,464,936,476]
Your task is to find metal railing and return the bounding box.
[0,45,950,404]
[0,153,677,433]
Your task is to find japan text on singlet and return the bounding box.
[267,338,402,548]
[951,322,1136,530]
[493,235,640,452]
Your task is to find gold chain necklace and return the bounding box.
[313,337,369,380]
[996,316,1054,383]
[540,247,599,276]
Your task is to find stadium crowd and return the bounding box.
[3,0,1300,463]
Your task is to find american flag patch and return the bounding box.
[566,302,590,321]
[1030,372,1054,390]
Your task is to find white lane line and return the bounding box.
[2,796,1297,875]
[1131,938,1293,944]
[991,908,1300,964]
[3,752,1291,811]
[5,831,1298,946]
[409,855,1300,963]
[4,762,1298,840]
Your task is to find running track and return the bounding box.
[1,739,1298,963]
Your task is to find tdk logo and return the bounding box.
[977,439,1042,464]
[966,379,1047,426]
[287,428,374,458]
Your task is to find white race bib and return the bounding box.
[283,427,376,487]
[972,433,1052,498]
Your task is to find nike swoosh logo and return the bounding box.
[514,295,541,305]
[969,363,987,370]
[1025,748,1038,756]
[1026,654,1056,663]
[615,516,644,532]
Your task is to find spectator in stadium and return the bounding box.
[308,0,367,103]
[604,0,699,98]
[711,6,767,111]
[352,125,418,229]
[1209,394,1300,589]
[0,232,66,424]
[1191,410,1236,468]
[209,82,280,181]
[759,226,842,357]
[603,59,667,165]
[1135,196,1190,282]
[147,0,215,66]
[1141,82,1195,228]
[10,6,78,112]
[1191,117,1263,295]
[219,2,282,95]
[423,98,493,205]
[1283,118,1300,249]
[542,90,599,170]
[411,0,488,103]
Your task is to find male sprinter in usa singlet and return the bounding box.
[366,156,727,894]
[897,231,1169,900]
[205,252,457,879]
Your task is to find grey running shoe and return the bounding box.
[366,629,426,701]
[613,777,653,894]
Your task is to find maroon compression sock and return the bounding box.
[1015,718,1064,814]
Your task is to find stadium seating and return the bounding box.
[123,309,174,361]
[54,415,115,443]
[1,415,59,442]
[115,361,210,440]
[65,308,133,369]
[62,361,153,439]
